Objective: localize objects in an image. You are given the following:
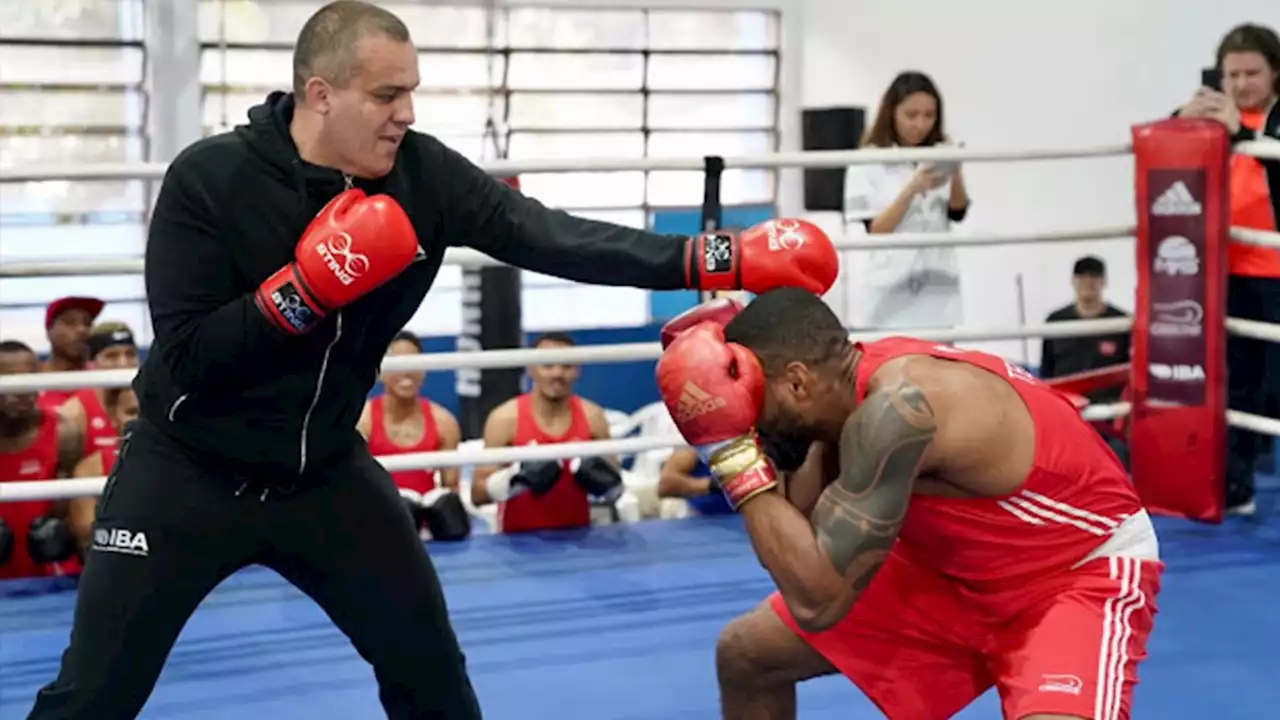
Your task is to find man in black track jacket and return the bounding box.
[24,3,838,718]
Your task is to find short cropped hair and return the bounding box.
[293,0,412,97]
[532,332,575,348]
[723,289,850,378]
[0,340,34,355]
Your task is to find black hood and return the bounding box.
[234,91,376,205]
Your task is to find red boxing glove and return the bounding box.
[656,322,777,509]
[255,189,420,335]
[660,297,744,349]
[685,218,838,296]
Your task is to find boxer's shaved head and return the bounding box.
[290,0,418,178]
[293,0,412,98]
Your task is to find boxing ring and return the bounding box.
[2,125,1280,718]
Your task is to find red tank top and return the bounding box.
[854,338,1143,591]
[36,388,117,455]
[499,394,592,533]
[0,410,65,580]
[37,390,75,410]
[79,389,119,454]
[366,396,441,494]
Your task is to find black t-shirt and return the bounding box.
[1040,303,1130,400]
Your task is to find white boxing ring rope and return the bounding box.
[0,226,1138,278]
[4,141,1280,504]
[0,318,1140,504]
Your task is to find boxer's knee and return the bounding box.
[716,614,765,685]
[717,604,832,688]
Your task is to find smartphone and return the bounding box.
[1201,67,1223,90]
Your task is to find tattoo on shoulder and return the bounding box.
[811,383,937,589]
[56,416,85,477]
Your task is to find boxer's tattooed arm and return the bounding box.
[806,383,935,626]
[55,414,85,478]
[737,382,935,633]
[816,383,933,565]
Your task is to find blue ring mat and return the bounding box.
[2,501,1277,718]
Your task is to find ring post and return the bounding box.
[1129,118,1230,522]
[457,175,525,439]
[699,155,726,304]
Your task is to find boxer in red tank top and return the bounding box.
[35,297,104,410]
[0,340,88,580]
[658,290,1162,720]
[358,332,462,494]
[472,333,618,534]
[38,321,139,457]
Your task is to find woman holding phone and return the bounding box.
[843,71,971,330]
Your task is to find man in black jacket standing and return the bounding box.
[1039,256,1131,400]
[25,2,838,718]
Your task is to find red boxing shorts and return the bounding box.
[769,549,1162,720]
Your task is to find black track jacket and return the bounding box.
[136,91,689,479]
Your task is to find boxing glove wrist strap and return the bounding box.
[686,232,739,291]
[254,264,328,335]
[705,436,778,510]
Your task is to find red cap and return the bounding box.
[45,296,105,330]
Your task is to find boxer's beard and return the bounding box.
[0,405,39,439]
[757,405,816,473]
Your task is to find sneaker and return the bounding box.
[1226,483,1256,516]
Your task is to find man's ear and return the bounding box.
[303,77,334,113]
[783,361,815,399]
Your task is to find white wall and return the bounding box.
[6,0,1272,360]
[802,0,1273,362]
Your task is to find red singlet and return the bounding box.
[498,394,592,534]
[36,388,117,455]
[0,410,74,580]
[366,396,441,494]
[768,338,1161,720]
[859,338,1145,589]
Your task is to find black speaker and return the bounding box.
[802,107,865,212]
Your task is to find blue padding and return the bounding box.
[648,205,775,322]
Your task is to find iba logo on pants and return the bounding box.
[92,527,150,557]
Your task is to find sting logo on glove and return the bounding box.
[316,232,371,286]
[764,219,809,252]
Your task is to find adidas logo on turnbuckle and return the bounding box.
[1151,181,1202,216]
[675,381,727,422]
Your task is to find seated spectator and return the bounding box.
[657,448,733,516]
[1174,22,1279,515]
[87,321,140,370]
[55,321,141,457]
[1040,256,1131,401]
[843,71,971,330]
[357,330,468,541]
[471,333,622,533]
[70,386,139,558]
[36,296,104,409]
[0,341,86,581]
